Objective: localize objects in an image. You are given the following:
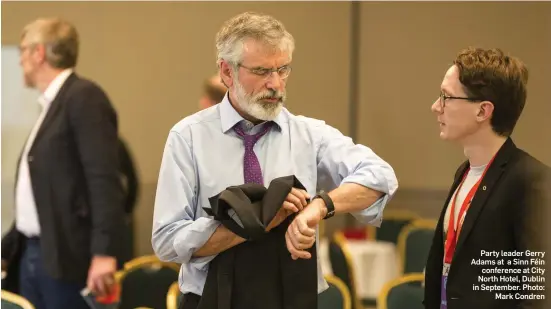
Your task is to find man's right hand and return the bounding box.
[266,188,310,232]
[87,255,117,297]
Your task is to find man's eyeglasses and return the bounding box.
[237,63,292,80]
[438,92,485,109]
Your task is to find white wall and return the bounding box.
[1,46,40,235]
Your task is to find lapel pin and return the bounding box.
[482,185,487,191]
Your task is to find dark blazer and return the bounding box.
[424,138,550,309]
[1,73,124,290]
[198,175,318,309]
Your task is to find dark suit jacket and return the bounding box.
[1,73,124,290]
[424,138,550,309]
[199,175,318,309]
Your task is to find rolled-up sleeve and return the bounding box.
[315,123,398,227]
[152,130,220,265]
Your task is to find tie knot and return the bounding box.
[234,122,272,147]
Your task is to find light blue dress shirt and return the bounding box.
[152,94,399,296]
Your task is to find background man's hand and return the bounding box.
[87,255,117,297]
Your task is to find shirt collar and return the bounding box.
[219,92,287,133]
[38,68,73,108]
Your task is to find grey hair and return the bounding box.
[21,17,79,69]
[215,12,295,67]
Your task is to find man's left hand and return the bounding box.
[87,255,117,297]
[285,199,326,260]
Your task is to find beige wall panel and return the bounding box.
[2,2,351,255]
[359,2,551,194]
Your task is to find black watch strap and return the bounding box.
[314,191,335,220]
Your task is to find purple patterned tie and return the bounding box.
[234,122,273,185]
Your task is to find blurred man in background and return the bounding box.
[198,74,227,110]
[1,17,123,309]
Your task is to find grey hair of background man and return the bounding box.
[215,12,295,69]
[21,17,79,69]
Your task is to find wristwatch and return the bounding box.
[314,191,335,220]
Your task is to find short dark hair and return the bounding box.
[453,47,528,136]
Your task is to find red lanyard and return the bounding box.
[444,157,495,264]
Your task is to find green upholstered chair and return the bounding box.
[366,210,419,244]
[118,255,180,309]
[1,290,35,309]
[329,232,364,309]
[377,273,425,309]
[318,274,352,309]
[166,282,183,309]
[397,219,437,275]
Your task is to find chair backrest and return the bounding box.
[1,290,35,309]
[366,209,419,243]
[377,273,425,309]
[397,219,437,274]
[318,275,352,309]
[328,232,363,309]
[166,282,183,309]
[118,255,180,309]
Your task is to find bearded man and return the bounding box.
[151,11,398,309]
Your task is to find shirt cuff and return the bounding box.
[351,195,387,227]
[340,172,398,227]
